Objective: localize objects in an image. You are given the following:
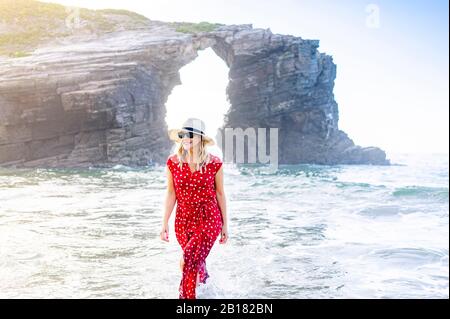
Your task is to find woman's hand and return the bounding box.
[160,224,169,242]
[219,224,228,244]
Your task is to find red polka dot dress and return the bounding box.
[166,153,224,299]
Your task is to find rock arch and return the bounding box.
[0,23,389,168]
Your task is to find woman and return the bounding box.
[160,118,228,299]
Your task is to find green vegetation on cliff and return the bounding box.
[0,0,150,57]
[0,0,224,58]
[170,21,224,34]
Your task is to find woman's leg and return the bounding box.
[180,256,185,272]
[179,231,217,298]
[180,255,200,285]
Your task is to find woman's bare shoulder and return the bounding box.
[208,154,223,164]
[167,153,180,164]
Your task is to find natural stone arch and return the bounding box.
[192,26,388,165]
[0,23,389,168]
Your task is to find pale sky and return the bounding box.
[43,0,449,155]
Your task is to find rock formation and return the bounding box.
[0,13,390,168]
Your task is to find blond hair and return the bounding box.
[174,135,211,174]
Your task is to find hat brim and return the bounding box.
[168,128,215,146]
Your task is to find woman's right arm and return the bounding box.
[160,164,177,242]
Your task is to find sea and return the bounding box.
[0,152,448,298]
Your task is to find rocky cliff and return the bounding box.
[0,3,390,168]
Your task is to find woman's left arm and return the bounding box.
[215,165,228,244]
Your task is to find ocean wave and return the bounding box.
[358,205,401,217]
[335,181,387,190]
[367,247,447,266]
[392,186,449,200]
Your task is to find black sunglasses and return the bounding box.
[178,131,202,139]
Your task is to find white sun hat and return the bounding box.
[168,117,215,146]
